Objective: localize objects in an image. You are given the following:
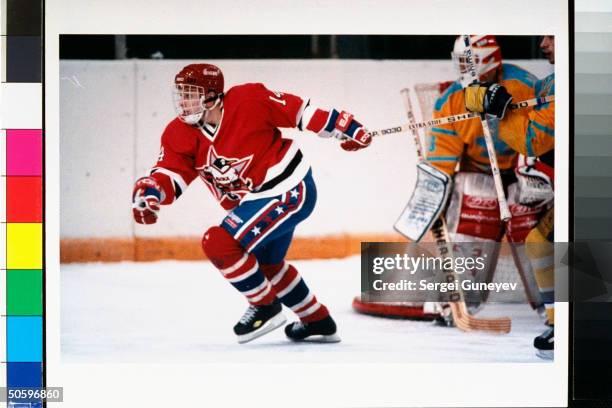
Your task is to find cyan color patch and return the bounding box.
[7,316,43,362]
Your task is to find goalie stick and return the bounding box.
[366,94,554,138]
[401,87,511,333]
[462,34,511,221]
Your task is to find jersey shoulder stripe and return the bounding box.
[501,63,537,88]
[434,81,462,112]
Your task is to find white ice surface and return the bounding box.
[61,256,549,363]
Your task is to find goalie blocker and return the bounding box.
[394,161,452,241]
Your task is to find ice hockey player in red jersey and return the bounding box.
[131,63,372,344]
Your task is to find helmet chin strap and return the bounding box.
[197,92,225,126]
[201,92,224,109]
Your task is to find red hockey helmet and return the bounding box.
[452,35,502,87]
[173,63,224,124]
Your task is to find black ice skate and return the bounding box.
[534,326,554,360]
[284,315,341,343]
[234,298,286,344]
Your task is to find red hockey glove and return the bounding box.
[132,177,162,224]
[333,111,372,151]
[340,128,372,151]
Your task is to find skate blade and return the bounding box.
[288,333,342,343]
[236,313,287,344]
[536,349,554,360]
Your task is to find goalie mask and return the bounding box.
[452,35,502,88]
[173,63,224,125]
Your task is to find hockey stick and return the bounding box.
[430,218,511,333]
[505,232,545,310]
[462,34,511,221]
[401,88,511,333]
[367,94,553,138]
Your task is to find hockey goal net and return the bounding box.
[352,81,541,320]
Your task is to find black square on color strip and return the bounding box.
[6,36,42,83]
[6,0,42,36]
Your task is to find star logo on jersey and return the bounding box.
[198,147,254,202]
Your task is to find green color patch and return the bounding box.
[7,269,43,315]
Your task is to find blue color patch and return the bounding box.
[7,316,43,362]
[430,127,457,136]
[7,362,43,406]
[324,109,339,132]
[526,126,537,157]
[7,362,42,387]
[231,270,265,293]
[279,278,309,308]
[428,135,436,151]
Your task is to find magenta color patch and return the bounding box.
[6,129,42,176]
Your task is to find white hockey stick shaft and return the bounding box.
[367,94,553,138]
[400,88,425,162]
[462,34,511,221]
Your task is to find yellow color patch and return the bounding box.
[253,320,262,328]
[7,223,43,269]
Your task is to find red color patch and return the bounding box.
[7,177,42,222]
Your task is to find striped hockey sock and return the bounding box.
[261,262,329,323]
[219,252,277,306]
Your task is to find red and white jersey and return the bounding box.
[149,83,313,211]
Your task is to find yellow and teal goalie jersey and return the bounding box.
[426,63,537,176]
[498,73,554,157]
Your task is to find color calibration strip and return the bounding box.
[2,0,44,407]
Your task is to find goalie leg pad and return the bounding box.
[394,161,452,241]
[506,182,547,243]
[445,172,505,306]
[202,226,276,305]
[446,172,504,241]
